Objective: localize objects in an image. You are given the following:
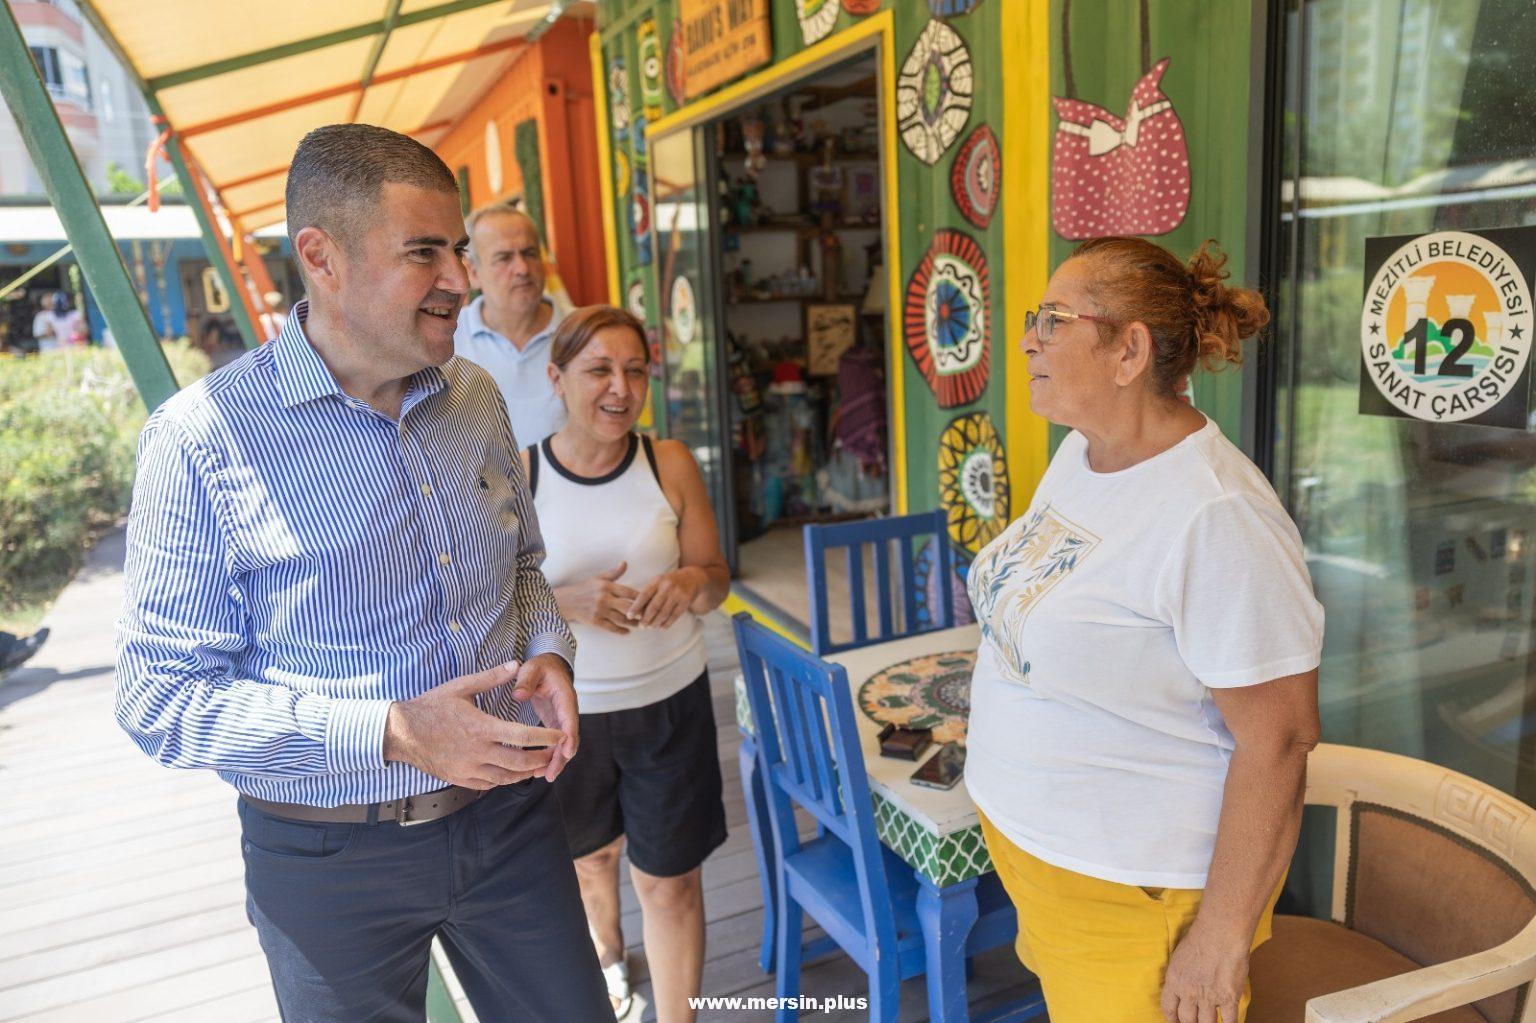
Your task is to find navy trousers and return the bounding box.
[239,779,613,1023]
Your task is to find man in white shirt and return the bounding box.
[454,205,567,447]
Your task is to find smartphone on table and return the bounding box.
[910,742,965,790]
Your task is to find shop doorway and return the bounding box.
[0,263,68,354]
[650,52,892,626]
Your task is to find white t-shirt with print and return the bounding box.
[964,417,1324,889]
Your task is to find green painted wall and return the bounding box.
[1047,0,1257,448]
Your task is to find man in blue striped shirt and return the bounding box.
[116,124,612,1022]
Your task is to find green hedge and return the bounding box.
[0,344,209,616]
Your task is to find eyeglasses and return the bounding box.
[1023,307,1120,343]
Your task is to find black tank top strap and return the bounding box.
[526,443,540,496]
[640,433,661,485]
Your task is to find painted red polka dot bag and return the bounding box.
[1050,0,1190,240]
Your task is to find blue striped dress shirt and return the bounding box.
[115,302,575,806]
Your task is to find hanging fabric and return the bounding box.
[1050,0,1190,240]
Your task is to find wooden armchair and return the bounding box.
[1249,743,1536,1022]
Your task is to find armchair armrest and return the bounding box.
[1306,921,1536,1023]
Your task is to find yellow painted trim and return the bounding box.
[1003,0,1052,503]
[877,13,905,513]
[646,11,890,140]
[590,29,622,305]
[722,590,807,649]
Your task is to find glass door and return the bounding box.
[1273,0,1536,800]
[650,127,737,566]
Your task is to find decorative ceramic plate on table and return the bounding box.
[857,650,977,746]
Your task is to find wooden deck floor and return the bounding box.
[0,530,1035,1022]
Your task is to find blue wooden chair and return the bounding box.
[733,613,1042,1023]
[803,510,955,656]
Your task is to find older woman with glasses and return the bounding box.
[964,236,1324,1023]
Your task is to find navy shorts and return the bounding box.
[554,670,728,877]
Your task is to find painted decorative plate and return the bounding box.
[913,536,976,630]
[857,650,977,746]
[615,149,631,198]
[666,20,687,107]
[938,412,1011,558]
[895,19,973,166]
[929,0,983,14]
[627,277,647,322]
[630,171,652,266]
[951,124,1000,229]
[609,58,630,136]
[638,16,664,122]
[903,229,990,408]
[796,0,841,45]
[671,274,697,344]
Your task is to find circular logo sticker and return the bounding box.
[1361,231,1533,424]
[670,275,697,345]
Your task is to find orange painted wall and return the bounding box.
[435,17,607,306]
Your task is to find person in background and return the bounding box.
[33,291,84,350]
[965,236,1324,1023]
[525,305,730,1023]
[454,204,567,446]
[115,123,610,1022]
[0,628,49,676]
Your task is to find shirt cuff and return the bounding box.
[524,632,575,675]
[323,697,396,774]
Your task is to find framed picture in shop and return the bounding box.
[806,302,857,376]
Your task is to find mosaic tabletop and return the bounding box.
[857,649,977,746]
[736,625,994,887]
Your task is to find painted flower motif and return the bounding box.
[896,20,973,165]
[904,229,990,407]
[938,411,1010,559]
[637,17,665,121]
[858,650,978,745]
[968,503,1100,681]
[796,0,841,45]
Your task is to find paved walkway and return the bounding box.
[0,530,1029,1021]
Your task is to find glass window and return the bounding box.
[28,47,62,95]
[61,53,90,108]
[1274,0,1536,819]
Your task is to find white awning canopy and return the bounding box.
[0,204,287,243]
[80,0,593,229]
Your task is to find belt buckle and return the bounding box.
[396,795,429,827]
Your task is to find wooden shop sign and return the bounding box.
[678,0,771,100]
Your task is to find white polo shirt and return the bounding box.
[453,295,567,447]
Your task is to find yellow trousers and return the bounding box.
[978,813,1278,1023]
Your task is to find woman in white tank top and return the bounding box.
[523,305,729,1023]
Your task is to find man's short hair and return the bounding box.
[463,203,542,263]
[285,124,459,252]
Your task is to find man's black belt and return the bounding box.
[242,785,485,826]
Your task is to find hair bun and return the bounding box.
[1187,240,1269,369]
